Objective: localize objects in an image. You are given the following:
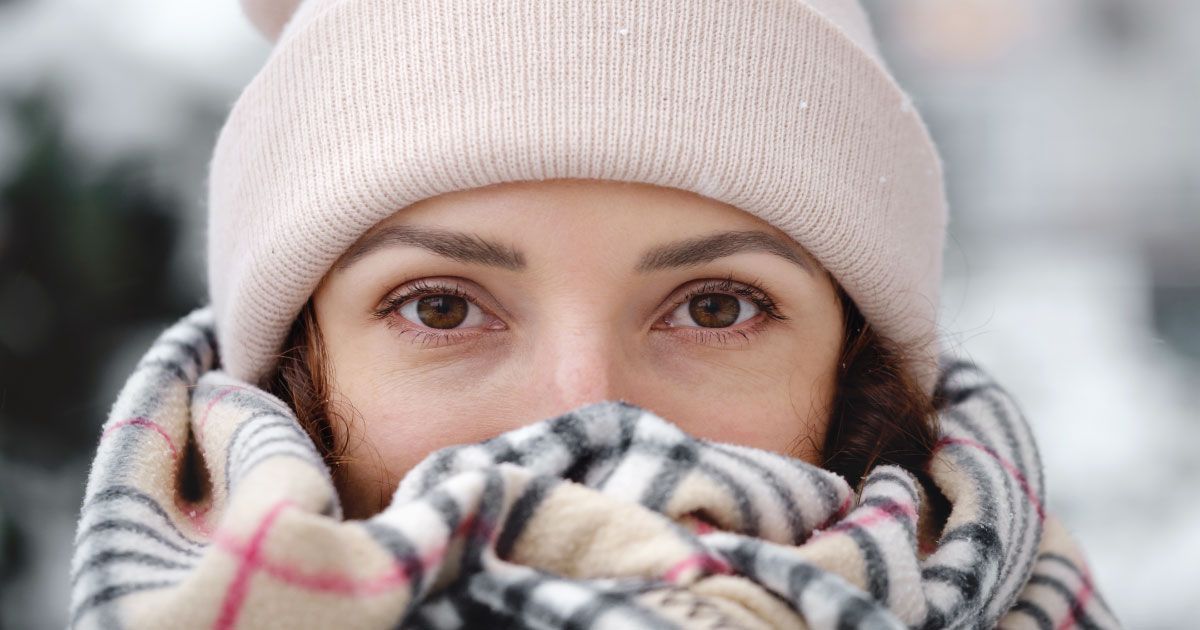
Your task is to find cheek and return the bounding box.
[331,347,549,485]
[645,338,840,463]
[660,378,831,463]
[334,373,508,478]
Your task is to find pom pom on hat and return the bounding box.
[240,0,304,43]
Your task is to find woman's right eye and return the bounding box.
[397,293,487,330]
[371,279,504,343]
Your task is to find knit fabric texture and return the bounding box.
[69,307,1120,629]
[207,0,950,394]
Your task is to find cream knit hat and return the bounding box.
[208,0,950,394]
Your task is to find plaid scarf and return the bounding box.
[70,306,1120,629]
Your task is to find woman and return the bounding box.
[69,1,1119,628]
[278,178,943,525]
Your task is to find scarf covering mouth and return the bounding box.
[69,307,1120,629]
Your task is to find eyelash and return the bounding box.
[370,279,484,348]
[667,275,790,346]
[370,273,790,348]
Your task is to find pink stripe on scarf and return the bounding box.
[197,385,239,441]
[214,499,293,630]
[102,417,178,459]
[809,499,918,544]
[210,510,497,600]
[197,384,294,441]
[814,493,855,531]
[102,417,212,534]
[1058,557,1099,630]
[935,436,1046,521]
[662,554,733,583]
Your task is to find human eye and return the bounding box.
[370,278,504,347]
[655,274,790,347]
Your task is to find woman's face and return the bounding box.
[313,179,845,517]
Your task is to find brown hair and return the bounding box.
[823,284,948,497]
[266,298,352,472]
[267,285,950,514]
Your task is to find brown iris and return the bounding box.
[416,295,468,329]
[688,294,740,327]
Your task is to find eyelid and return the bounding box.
[383,277,492,310]
[660,275,789,324]
[373,277,506,327]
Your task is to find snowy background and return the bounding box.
[1,0,1197,627]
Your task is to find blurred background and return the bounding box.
[0,0,1196,627]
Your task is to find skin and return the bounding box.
[312,178,845,518]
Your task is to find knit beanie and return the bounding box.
[208,0,950,395]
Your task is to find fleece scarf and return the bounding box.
[69,306,1120,629]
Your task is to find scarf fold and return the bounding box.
[69,306,1120,629]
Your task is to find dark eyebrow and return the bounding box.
[334,225,813,276]
[635,230,814,275]
[333,225,527,272]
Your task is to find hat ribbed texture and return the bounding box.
[209,0,949,394]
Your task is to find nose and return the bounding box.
[540,323,630,414]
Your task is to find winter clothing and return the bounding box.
[207,0,950,394]
[69,307,1120,629]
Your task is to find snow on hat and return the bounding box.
[210,0,950,394]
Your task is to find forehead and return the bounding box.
[362,179,816,260]
[320,177,833,308]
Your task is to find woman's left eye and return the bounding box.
[653,277,788,346]
[665,293,760,328]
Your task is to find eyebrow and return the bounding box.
[334,225,527,271]
[635,230,814,275]
[334,225,813,275]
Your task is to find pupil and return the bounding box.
[416,295,467,329]
[688,294,739,328]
